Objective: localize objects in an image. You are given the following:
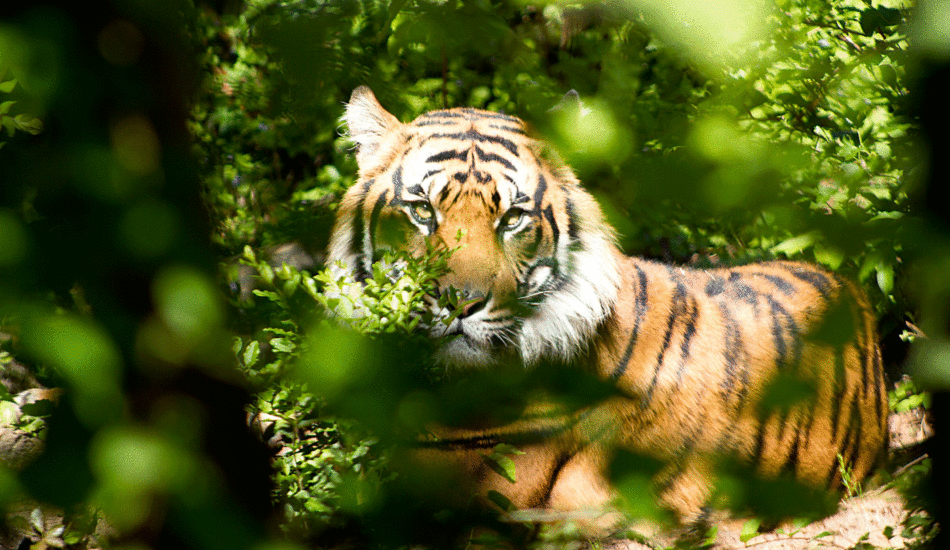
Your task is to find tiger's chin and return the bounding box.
[432,334,513,370]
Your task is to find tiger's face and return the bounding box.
[328,87,621,369]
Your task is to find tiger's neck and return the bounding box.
[581,254,655,384]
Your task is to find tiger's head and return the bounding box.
[327,87,622,369]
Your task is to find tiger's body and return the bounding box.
[327,87,888,527]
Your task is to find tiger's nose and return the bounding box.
[457,291,488,318]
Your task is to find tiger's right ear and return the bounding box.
[344,86,401,170]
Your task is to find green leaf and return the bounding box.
[0,79,16,93]
[876,262,894,294]
[2,117,15,137]
[0,401,19,427]
[270,337,295,354]
[740,518,762,542]
[486,490,515,512]
[251,289,282,303]
[20,399,55,417]
[813,243,844,270]
[12,114,42,134]
[859,7,902,37]
[492,443,525,457]
[481,449,518,484]
[771,231,818,256]
[242,340,260,367]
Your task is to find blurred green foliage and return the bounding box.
[1,0,947,548]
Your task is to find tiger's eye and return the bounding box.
[500,208,524,230]
[411,202,434,223]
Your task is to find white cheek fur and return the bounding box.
[516,226,621,365]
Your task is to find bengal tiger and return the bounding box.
[325,86,888,533]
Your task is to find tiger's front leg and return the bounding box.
[544,444,622,535]
[407,436,573,512]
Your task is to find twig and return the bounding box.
[893,453,929,478]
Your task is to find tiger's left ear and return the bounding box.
[344,86,401,170]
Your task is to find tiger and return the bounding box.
[325,86,889,533]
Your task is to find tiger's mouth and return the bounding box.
[429,309,519,368]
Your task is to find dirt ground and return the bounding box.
[711,487,910,550]
[602,486,912,550]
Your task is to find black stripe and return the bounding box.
[612,265,648,380]
[368,189,389,262]
[543,205,558,244]
[489,123,527,135]
[779,264,834,299]
[416,111,468,120]
[565,195,582,252]
[456,107,521,123]
[643,280,687,406]
[733,282,758,305]
[715,303,747,457]
[422,169,444,181]
[392,165,405,196]
[413,119,457,127]
[855,311,873,415]
[520,224,543,259]
[542,205,563,289]
[872,342,886,433]
[766,296,800,370]
[853,291,886,435]
[829,351,847,444]
[760,273,795,295]
[412,416,583,450]
[718,303,742,396]
[437,184,450,204]
[428,130,518,155]
[797,378,821,471]
[541,454,573,506]
[837,405,863,486]
[780,427,802,475]
[751,419,768,469]
[853,304,885,437]
[836,391,859,467]
[426,149,468,163]
[475,145,517,170]
[705,276,725,296]
[349,178,374,282]
[533,174,547,214]
[672,294,699,384]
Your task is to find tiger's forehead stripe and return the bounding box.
[422,130,518,156]
[474,145,517,171]
[425,149,469,164]
[422,145,518,172]
[414,108,523,125]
